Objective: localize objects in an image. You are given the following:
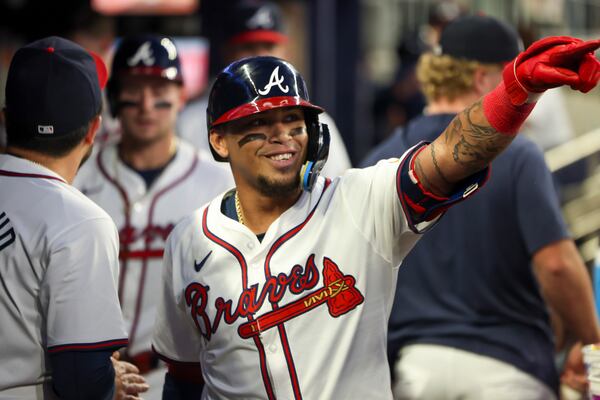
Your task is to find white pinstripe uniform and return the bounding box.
[74,140,233,357]
[0,154,127,399]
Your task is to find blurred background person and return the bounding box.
[361,15,600,400]
[74,34,233,399]
[177,0,353,178]
[370,0,465,146]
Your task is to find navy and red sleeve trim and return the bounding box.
[47,338,128,354]
[396,142,490,233]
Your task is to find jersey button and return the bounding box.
[269,344,277,352]
[247,242,255,250]
[132,202,143,213]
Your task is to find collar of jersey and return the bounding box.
[0,153,67,183]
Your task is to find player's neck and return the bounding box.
[118,134,177,170]
[425,93,479,115]
[5,146,84,184]
[236,186,303,235]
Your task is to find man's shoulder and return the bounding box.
[497,134,547,168]
[59,185,116,227]
[178,141,234,183]
[167,207,208,246]
[359,127,408,167]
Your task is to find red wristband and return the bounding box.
[482,82,536,136]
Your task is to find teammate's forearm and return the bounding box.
[534,241,600,345]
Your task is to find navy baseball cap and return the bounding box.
[437,15,523,63]
[225,0,288,45]
[5,36,107,138]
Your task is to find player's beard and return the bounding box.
[78,145,94,170]
[256,172,301,198]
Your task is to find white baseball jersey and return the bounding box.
[177,95,353,178]
[0,154,127,399]
[152,153,435,400]
[74,139,234,356]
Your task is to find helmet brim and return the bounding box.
[210,96,323,128]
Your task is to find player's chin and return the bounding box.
[257,173,302,197]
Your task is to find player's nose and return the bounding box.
[267,121,293,143]
[139,88,155,112]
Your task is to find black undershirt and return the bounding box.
[123,152,177,189]
[221,190,265,242]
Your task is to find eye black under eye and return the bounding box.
[238,133,267,148]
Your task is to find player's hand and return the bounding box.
[112,351,150,400]
[503,36,600,105]
[560,342,588,394]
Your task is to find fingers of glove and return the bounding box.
[549,39,600,65]
[573,53,600,92]
[522,36,581,59]
[519,63,579,90]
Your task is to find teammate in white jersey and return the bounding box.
[74,34,233,397]
[153,39,600,398]
[1,36,147,399]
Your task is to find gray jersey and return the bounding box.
[0,154,127,398]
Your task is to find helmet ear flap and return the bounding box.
[301,112,330,191]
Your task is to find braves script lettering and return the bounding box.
[185,255,364,340]
[258,66,289,95]
[119,223,175,246]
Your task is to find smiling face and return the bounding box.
[210,107,308,197]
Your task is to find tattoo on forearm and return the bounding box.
[464,101,497,139]
[430,142,452,185]
[451,100,512,174]
[444,117,462,144]
[415,154,445,195]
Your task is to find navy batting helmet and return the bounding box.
[207,56,330,191]
[107,34,183,116]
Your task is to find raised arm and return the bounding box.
[414,36,600,196]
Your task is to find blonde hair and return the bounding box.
[416,53,500,103]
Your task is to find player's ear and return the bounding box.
[84,114,102,145]
[209,129,230,159]
[473,65,502,96]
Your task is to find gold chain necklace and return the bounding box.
[234,191,245,225]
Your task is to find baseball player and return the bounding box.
[152,37,600,399]
[0,36,147,399]
[177,0,353,178]
[74,34,233,397]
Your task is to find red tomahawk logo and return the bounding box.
[238,257,364,339]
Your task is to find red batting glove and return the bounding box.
[503,36,600,105]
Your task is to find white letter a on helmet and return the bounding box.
[258,66,289,95]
